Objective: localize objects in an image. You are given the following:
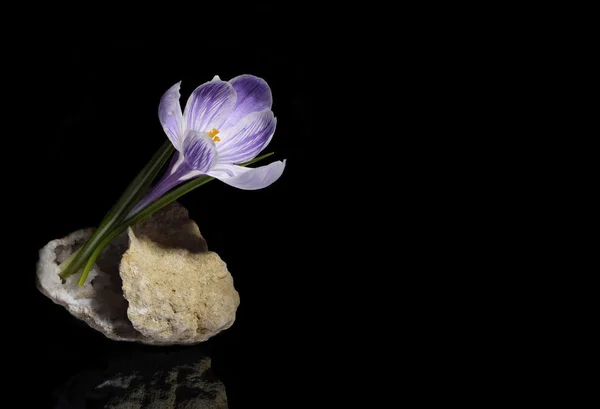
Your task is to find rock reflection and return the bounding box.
[53,347,228,408]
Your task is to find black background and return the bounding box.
[8,39,338,407]
[0,22,519,409]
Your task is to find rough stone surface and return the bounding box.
[53,348,229,408]
[36,229,138,341]
[36,202,240,345]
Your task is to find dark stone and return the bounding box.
[53,347,228,408]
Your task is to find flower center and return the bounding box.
[207,128,221,142]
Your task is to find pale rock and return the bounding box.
[36,203,240,345]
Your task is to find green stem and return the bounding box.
[124,152,275,227]
[73,152,275,285]
[77,229,121,286]
[60,141,174,280]
[97,141,174,229]
[58,248,81,272]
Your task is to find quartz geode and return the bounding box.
[36,203,240,345]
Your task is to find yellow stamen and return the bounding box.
[207,128,220,142]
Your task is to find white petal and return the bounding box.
[207,160,286,190]
[158,81,184,150]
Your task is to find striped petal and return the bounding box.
[216,110,277,164]
[221,74,273,130]
[183,78,237,132]
[182,130,218,173]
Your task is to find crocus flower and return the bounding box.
[130,75,285,215]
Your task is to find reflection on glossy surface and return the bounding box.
[53,347,228,408]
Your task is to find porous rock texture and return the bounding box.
[36,203,240,345]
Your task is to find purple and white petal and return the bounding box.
[182,130,218,173]
[128,152,194,217]
[163,150,187,176]
[216,110,277,164]
[207,160,286,190]
[221,75,273,130]
[159,81,184,150]
[183,79,237,132]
